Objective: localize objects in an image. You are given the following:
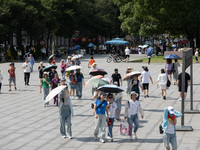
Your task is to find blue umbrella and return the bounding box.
[105,38,129,45]
[164,54,180,59]
[42,65,57,72]
[72,45,81,51]
[146,47,154,56]
[88,43,94,47]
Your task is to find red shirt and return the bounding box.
[8,67,15,77]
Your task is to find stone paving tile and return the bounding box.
[0,54,200,150]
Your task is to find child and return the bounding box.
[106,93,120,142]
[195,48,199,63]
[88,57,95,68]
[0,70,3,93]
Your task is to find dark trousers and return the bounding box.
[148,58,151,64]
[42,53,46,60]
[0,83,1,91]
[24,72,30,85]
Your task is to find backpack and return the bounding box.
[171,63,176,73]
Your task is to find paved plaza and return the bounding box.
[0,54,200,150]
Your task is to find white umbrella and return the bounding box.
[45,86,67,103]
[72,55,79,60]
[77,54,83,58]
[66,65,82,71]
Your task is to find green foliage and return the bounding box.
[114,0,200,42]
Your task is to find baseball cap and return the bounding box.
[168,106,175,115]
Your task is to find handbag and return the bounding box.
[167,78,171,87]
[107,118,112,125]
[120,121,131,136]
[72,81,76,84]
[159,122,164,134]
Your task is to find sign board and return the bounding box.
[183,49,193,69]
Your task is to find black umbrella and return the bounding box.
[89,69,107,76]
[97,84,124,93]
[42,65,57,72]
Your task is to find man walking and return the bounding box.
[110,68,122,86]
[22,58,32,85]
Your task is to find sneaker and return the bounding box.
[100,139,105,143]
[178,98,182,101]
[144,95,146,98]
[111,138,113,142]
[75,97,79,100]
[62,135,66,138]
[15,87,17,90]
[68,136,72,139]
[163,96,166,100]
[107,136,111,140]
[9,89,11,91]
[147,95,149,97]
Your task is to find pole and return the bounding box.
[181,53,185,126]
[190,57,193,110]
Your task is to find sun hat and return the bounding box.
[127,67,133,71]
[168,106,175,115]
[68,56,71,58]
[130,91,138,97]
[60,78,66,81]
[92,63,97,66]
[43,72,48,75]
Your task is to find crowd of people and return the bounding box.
[0,51,191,150]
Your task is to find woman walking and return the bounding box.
[165,59,173,82]
[125,67,133,95]
[124,91,144,140]
[58,78,73,139]
[93,92,108,143]
[162,106,182,150]
[68,70,77,99]
[157,69,168,100]
[38,61,45,84]
[172,59,180,85]
[60,59,67,79]
[40,72,50,107]
[51,73,60,106]
[130,75,143,101]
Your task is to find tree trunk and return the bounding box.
[46,29,50,55]
[51,30,55,55]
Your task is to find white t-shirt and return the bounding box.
[107,101,117,118]
[41,48,46,54]
[125,48,130,55]
[157,73,167,85]
[89,66,98,72]
[113,92,123,100]
[141,71,151,83]
[195,51,199,57]
[22,62,32,73]
[129,100,139,115]
[0,74,3,83]
[165,121,175,134]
